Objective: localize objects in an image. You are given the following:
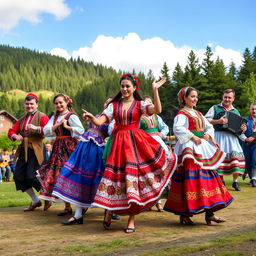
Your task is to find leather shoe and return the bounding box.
[24,201,42,212]
[251,179,256,187]
[112,214,120,220]
[62,216,83,225]
[232,181,241,191]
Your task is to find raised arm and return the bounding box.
[147,77,167,115]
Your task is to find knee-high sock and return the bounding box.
[74,206,83,219]
[25,188,39,204]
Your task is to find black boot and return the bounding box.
[232,181,241,191]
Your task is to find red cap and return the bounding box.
[26,93,39,101]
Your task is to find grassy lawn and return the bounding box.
[0,182,31,208]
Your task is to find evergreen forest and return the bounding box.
[1,44,256,130]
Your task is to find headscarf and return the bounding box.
[177,87,190,107]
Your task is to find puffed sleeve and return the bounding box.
[43,115,55,137]
[68,114,85,137]
[101,103,114,123]
[108,120,115,135]
[205,106,215,122]
[173,114,194,144]
[141,100,153,115]
[157,115,169,136]
[203,116,215,139]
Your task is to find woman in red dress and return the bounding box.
[164,87,233,225]
[37,93,84,214]
[83,74,177,233]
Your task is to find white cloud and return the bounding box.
[51,33,243,77]
[50,48,70,60]
[0,0,71,31]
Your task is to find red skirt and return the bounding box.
[93,128,177,215]
[164,158,233,215]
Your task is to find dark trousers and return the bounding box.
[14,147,41,192]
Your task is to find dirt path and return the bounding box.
[0,184,256,256]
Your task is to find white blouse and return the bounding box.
[174,107,214,144]
[43,112,84,139]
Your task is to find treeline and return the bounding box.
[1,45,256,127]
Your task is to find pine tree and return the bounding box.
[240,73,256,115]
[238,48,254,83]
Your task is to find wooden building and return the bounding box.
[0,110,17,135]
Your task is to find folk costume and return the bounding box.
[8,108,49,192]
[164,88,233,216]
[52,120,109,207]
[205,104,245,176]
[37,110,84,201]
[92,99,177,215]
[240,115,256,185]
[140,114,169,154]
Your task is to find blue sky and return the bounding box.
[0,0,255,75]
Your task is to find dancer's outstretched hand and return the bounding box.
[82,109,94,120]
[152,77,167,90]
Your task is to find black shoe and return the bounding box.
[62,216,83,225]
[251,179,256,187]
[232,181,241,191]
[57,208,73,216]
[112,214,120,220]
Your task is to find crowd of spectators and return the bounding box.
[0,148,16,182]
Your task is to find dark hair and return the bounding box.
[53,93,74,115]
[223,88,235,96]
[12,147,17,151]
[143,95,153,101]
[110,75,143,103]
[179,87,197,108]
[25,95,38,103]
[3,148,8,152]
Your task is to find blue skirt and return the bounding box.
[52,134,105,208]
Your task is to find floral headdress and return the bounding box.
[120,73,141,91]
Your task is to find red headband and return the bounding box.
[27,93,39,101]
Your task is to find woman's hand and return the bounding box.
[82,109,94,121]
[203,133,210,141]
[52,121,62,132]
[192,135,202,145]
[152,77,167,90]
[212,140,220,149]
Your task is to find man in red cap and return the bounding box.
[8,93,49,211]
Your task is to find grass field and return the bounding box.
[0,177,255,256]
[0,182,31,208]
[0,89,54,100]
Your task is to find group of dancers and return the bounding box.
[8,73,252,233]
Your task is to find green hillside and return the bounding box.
[1,44,256,124]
